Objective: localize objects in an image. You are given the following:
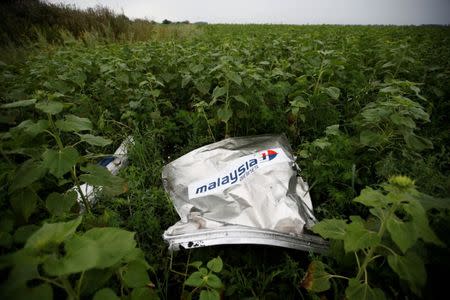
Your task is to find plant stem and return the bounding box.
[180,250,191,296]
[202,108,215,142]
[38,276,66,289]
[76,271,85,297]
[47,114,91,213]
[61,277,78,300]
[47,114,64,150]
[355,203,398,281]
[71,166,91,213]
[313,59,324,96]
[330,275,350,280]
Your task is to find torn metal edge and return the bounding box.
[163,226,329,254]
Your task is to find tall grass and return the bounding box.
[0,0,202,47]
[0,0,203,64]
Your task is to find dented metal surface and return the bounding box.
[162,134,327,252]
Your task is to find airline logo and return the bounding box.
[260,149,278,161]
[188,147,289,199]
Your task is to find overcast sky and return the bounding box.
[47,0,450,25]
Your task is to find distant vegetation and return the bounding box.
[0,0,201,47]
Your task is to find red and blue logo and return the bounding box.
[259,149,278,161]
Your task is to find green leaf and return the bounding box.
[417,193,450,210]
[206,273,223,289]
[189,261,202,269]
[194,80,210,95]
[211,86,227,104]
[298,149,309,158]
[93,288,120,300]
[10,189,38,222]
[55,114,92,132]
[360,130,384,146]
[324,86,340,100]
[42,147,79,178]
[123,261,150,288]
[226,71,242,85]
[233,95,249,106]
[379,85,399,93]
[207,256,223,273]
[82,227,136,268]
[369,207,386,221]
[403,200,444,246]
[23,120,49,136]
[45,191,77,217]
[299,113,306,123]
[122,248,149,267]
[185,271,204,287]
[404,133,433,151]
[79,164,127,196]
[216,106,233,123]
[325,124,340,136]
[361,107,387,123]
[25,216,82,250]
[181,75,192,88]
[290,96,308,108]
[78,269,114,296]
[354,187,390,209]
[35,101,64,115]
[10,160,46,192]
[190,64,204,74]
[71,71,87,88]
[344,221,380,252]
[44,228,137,276]
[200,289,220,300]
[387,251,426,295]
[312,137,331,149]
[131,287,159,300]
[312,219,347,240]
[1,99,36,108]
[386,216,417,253]
[78,134,112,147]
[390,114,415,128]
[345,279,385,300]
[150,111,161,121]
[301,261,331,292]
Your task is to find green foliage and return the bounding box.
[0,0,161,47]
[42,147,80,178]
[55,115,93,132]
[45,191,77,217]
[345,279,385,300]
[305,176,445,299]
[301,260,331,292]
[80,164,127,196]
[184,257,224,300]
[0,217,153,299]
[357,81,432,152]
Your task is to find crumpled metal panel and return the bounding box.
[162,134,327,252]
